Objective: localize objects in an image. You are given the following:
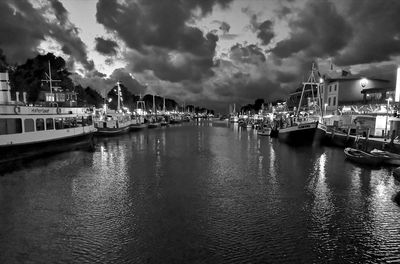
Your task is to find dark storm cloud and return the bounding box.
[335,0,400,66]
[0,0,47,63]
[211,20,237,40]
[0,0,94,71]
[220,22,230,34]
[95,37,118,56]
[96,0,233,82]
[244,11,275,46]
[271,0,352,59]
[257,20,275,45]
[276,71,298,83]
[109,68,145,94]
[50,0,68,25]
[229,44,266,64]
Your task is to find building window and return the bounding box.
[24,118,35,132]
[0,118,22,135]
[36,118,45,131]
[328,97,331,106]
[333,96,336,106]
[329,85,331,92]
[334,84,337,91]
[46,118,54,130]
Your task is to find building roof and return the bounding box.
[361,87,394,94]
[326,75,390,83]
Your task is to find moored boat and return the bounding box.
[93,82,132,136]
[370,149,400,166]
[278,64,327,145]
[0,71,96,168]
[344,147,385,166]
[257,127,272,136]
[278,120,327,144]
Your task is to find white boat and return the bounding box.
[94,81,132,136]
[257,127,272,136]
[278,64,327,145]
[0,71,96,167]
[370,149,400,166]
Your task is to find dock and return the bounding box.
[324,130,400,153]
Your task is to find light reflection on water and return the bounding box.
[0,121,400,263]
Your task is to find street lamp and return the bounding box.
[385,97,393,139]
[360,78,368,88]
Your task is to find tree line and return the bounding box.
[0,50,214,114]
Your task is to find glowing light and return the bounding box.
[360,78,368,88]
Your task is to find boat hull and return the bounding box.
[147,123,161,128]
[278,122,326,145]
[95,126,130,136]
[257,128,272,136]
[344,147,384,166]
[0,132,94,169]
[129,123,147,131]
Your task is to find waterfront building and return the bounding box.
[321,74,392,115]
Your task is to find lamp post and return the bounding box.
[385,97,393,139]
[324,103,328,116]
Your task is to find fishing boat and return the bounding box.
[370,149,400,166]
[229,103,239,123]
[278,64,327,145]
[94,82,132,136]
[257,127,272,136]
[130,96,147,131]
[0,69,96,167]
[344,147,385,166]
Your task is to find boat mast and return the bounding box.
[41,61,61,103]
[117,81,121,111]
[296,63,319,117]
[163,97,166,113]
[153,94,156,117]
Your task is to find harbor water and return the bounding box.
[1,121,400,263]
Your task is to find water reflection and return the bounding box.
[1,123,400,263]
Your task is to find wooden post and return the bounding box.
[365,128,370,151]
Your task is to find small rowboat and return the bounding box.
[370,149,400,166]
[344,147,385,166]
[257,128,272,136]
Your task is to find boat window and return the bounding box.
[63,117,72,128]
[46,118,54,130]
[24,118,35,132]
[82,116,87,126]
[76,117,83,127]
[55,118,64,130]
[0,118,22,135]
[36,118,45,131]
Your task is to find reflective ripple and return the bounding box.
[1,122,399,263]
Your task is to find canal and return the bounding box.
[1,121,400,263]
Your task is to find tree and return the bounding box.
[254,98,265,111]
[0,49,8,72]
[85,87,104,107]
[10,53,74,103]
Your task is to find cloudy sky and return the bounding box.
[1,0,400,112]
